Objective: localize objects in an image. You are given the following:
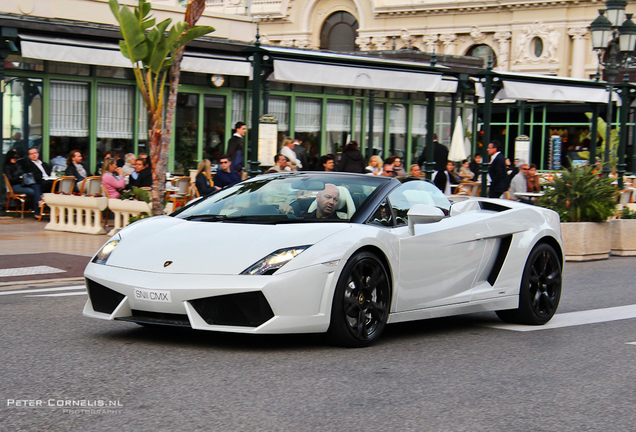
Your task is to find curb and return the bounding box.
[0,277,85,288]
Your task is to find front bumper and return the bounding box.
[83,261,339,334]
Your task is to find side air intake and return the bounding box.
[480,201,511,212]
[487,235,513,286]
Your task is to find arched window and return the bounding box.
[320,11,359,51]
[467,44,497,68]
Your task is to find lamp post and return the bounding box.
[590,2,636,187]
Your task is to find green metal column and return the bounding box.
[518,100,525,137]
[632,109,636,174]
[424,92,436,180]
[367,90,375,158]
[479,65,495,197]
[406,103,413,166]
[248,40,263,177]
[197,93,204,162]
[589,104,600,166]
[89,79,98,174]
[616,80,634,189]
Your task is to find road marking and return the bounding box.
[26,292,87,297]
[0,266,66,278]
[625,342,636,346]
[0,286,84,296]
[483,304,636,331]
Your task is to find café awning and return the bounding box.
[269,59,445,92]
[474,71,615,103]
[19,34,251,76]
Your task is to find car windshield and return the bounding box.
[175,172,389,223]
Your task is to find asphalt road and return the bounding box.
[1,257,635,431]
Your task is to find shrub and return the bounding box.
[536,166,617,222]
[619,207,636,219]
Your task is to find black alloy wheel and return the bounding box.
[327,251,391,347]
[497,243,562,325]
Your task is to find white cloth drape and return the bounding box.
[233,92,246,127]
[269,96,289,130]
[412,105,427,135]
[50,81,89,137]
[97,84,133,139]
[295,98,321,133]
[138,94,149,141]
[389,104,407,134]
[327,100,351,132]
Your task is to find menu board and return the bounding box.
[258,114,278,166]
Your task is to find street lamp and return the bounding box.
[590,3,636,187]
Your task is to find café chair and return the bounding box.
[3,173,29,218]
[165,176,191,209]
[38,176,76,221]
[79,176,103,196]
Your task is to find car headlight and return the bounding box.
[92,235,121,265]
[241,245,311,275]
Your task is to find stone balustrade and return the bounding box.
[107,199,152,236]
[43,193,108,235]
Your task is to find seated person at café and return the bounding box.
[121,153,137,176]
[195,159,216,196]
[459,159,474,180]
[527,164,541,193]
[101,157,126,198]
[508,161,533,204]
[409,164,422,178]
[127,157,152,189]
[447,161,462,184]
[213,155,242,190]
[392,156,407,177]
[264,154,292,174]
[22,147,53,194]
[433,160,456,195]
[65,149,91,185]
[4,150,37,213]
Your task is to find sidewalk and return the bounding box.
[0,215,109,286]
[0,215,107,256]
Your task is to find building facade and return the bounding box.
[1,0,634,178]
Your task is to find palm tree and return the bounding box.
[109,0,214,215]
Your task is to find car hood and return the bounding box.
[104,216,350,275]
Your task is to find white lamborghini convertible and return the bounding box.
[84,172,563,347]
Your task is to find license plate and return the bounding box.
[133,288,171,303]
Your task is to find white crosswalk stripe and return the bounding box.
[481,304,636,331]
[0,266,66,278]
[25,292,87,297]
[0,286,85,296]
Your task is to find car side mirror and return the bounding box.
[407,204,445,235]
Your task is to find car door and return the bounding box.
[388,182,489,312]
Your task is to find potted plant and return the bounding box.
[536,166,617,261]
[107,187,152,236]
[611,206,636,256]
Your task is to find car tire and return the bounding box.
[327,251,391,348]
[496,243,562,325]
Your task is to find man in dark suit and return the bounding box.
[417,133,449,172]
[22,147,53,216]
[226,121,246,174]
[23,147,53,192]
[487,140,508,198]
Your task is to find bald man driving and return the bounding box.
[278,183,341,218]
[307,183,340,219]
